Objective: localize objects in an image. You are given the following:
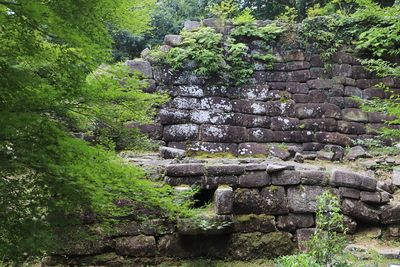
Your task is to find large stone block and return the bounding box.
[343,108,368,122]
[286,82,309,94]
[229,231,295,260]
[227,113,271,128]
[137,124,163,140]
[300,170,329,185]
[238,85,270,101]
[381,204,400,224]
[164,176,205,187]
[266,100,296,117]
[208,165,245,176]
[115,235,156,257]
[332,64,352,77]
[286,61,310,70]
[315,132,355,146]
[160,109,191,124]
[200,97,232,111]
[203,85,229,97]
[352,65,374,79]
[300,118,337,132]
[190,110,228,125]
[238,143,269,157]
[247,128,274,142]
[307,79,334,90]
[204,175,239,190]
[214,186,233,214]
[231,100,268,115]
[309,90,328,103]
[124,60,152,78]
[342,198,380,223]
[287,70,311,82]
[166,164,206,176]
[271,117,300,131]
[271,170,300,185]
[277,213,315,232]
[162,85,204,98]
[261,186,289,215]
[171,97,201,110]
[265,71,288,82]
[363,88,385,100]
[273,130,315,143]
[287,185,327,213]
[187,142,238,156]
[239,171,271,188]
[295,103,341,119]
[233,188,264,214]
[337,121,366,134]
[163,35,184,46]
[163,124,199,141]
[158,233,203,258]
[330,170,377,191]
[200,125,248,142]
[233,214,276,233]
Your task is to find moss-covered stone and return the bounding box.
[229,231,296,260]
[233,214,276,233]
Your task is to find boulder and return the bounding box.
[159,146,187,159]
[115,235,156,257]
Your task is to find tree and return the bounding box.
[0,0,192,261]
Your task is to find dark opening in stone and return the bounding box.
[194,189,214,208]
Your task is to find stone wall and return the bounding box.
[128,20,400,157]
[43,157,400,266]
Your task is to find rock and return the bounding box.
[268,145,291,161]
[324,144,344,161]
[344,146,367,160]
[342,198,380,223]
[261,186,289,215]
[177,214,232,235]
[163,35,184,46]
[277,213,315,232]
[233,188,264,214]
[115,235,156,257]
[271,170,300,185]
[287,185,327,213]
[376,248,400,259]
[208,165,245,175]
[300,170,329,186]
[294,152,304,163]
[166,164,206,176]
[158,233,203,258]
[184,21,201,31]
[124,60,152,78]
[317,150,334,161]
[229,231,296,260]
[266,164,289,173]
[159,146,186,159]
[381,204,400,224]
[296,228,315,252]
[238,171,271,187]
[214,186,233,215]
[331,170,377,191]
[233,214,276,233]
[393,167,400,187]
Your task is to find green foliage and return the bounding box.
[226,39,253,86]
[275,6,299,23]
[0,0,195,262]
[206,0,239,21]
[276,191,350,267]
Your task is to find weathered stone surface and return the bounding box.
[171,97,201,110]
[338,121,366,134]
[271,170,300,185]
[115,236,156,257]
[163,35,184,46]
[208,165,245,176]
[160,109,190,124]
[159,146,187,159]
[238,143,269,157]
[164,176,204,187]
[296,228,315,252]
[381,204,400,224]
[204,175,239,190]
[238,85,270,101]
[277,213,315,232]
[309,90,328,103]
[178,215,232,235]
[58,234,113,256]
[317,150,334,161]
[324,144,344,161]
[360,191,382,204]
[315,132,354,146]
[342,108,369,122]
[287,70,311,82]
[368,112,398,123]
[233,188,263,214]
[227,113,271,128]
[302,142,326,151]
[214,186,233,214]
[353,65,374,79]
[266,100,296,117]
[287,185,327,213]
[286,82,309,94]
[229,231,295,260]
[339,187,360,199]
[158,233,203,258]
[239,171,270,188]
[287,61,310,70]
[342,198,380,223]
[300,170,329,185]
[344,86,362,97]
[344,146,367,160]
[247,128,274,142]
[393,167,400,187]
[233,214,276,233]
[389,225,400,236]
[331,170,376,191]
[261,186,289,215]
[200,125,248,142]
[265,71,288,82]
[124,60,152,78]
[294,153,304,163]
[271,117,300,131]
[184,21,201,31]
[268,145,291,160]
[273,130,315,143]
[188,142,238,156]
[295,103,341,119]
[190,110,228,125]
[332,64,352,77]
[166,164,206,176]
[200,97,232,111]
[231,100,268,115]
[163,124,199,141]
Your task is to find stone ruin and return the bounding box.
[43,20,400,266]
